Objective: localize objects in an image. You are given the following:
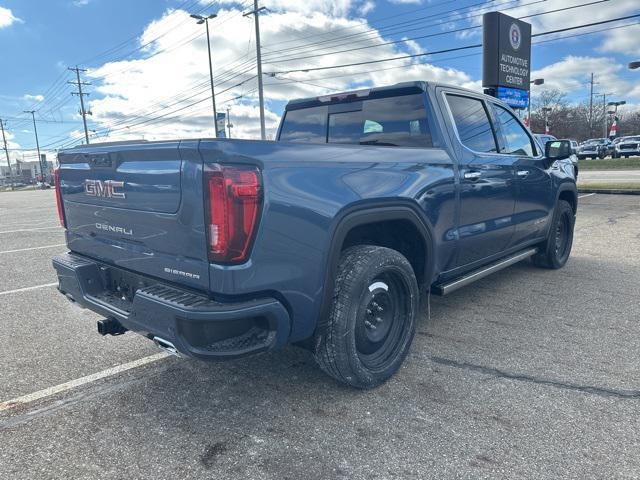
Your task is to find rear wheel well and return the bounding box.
[559,190,577,214]
[341,219,427,285]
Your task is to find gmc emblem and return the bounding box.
[84,179,126,199]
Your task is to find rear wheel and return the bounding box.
[314,245,419,389]
[532,200,575,269]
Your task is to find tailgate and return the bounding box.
[57,140,209,290]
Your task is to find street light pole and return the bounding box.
[191,13,219,137]
[528,78,544,129]
[542,107,552,134]
[24,110,44,186]
[0,119,14,190]
[226,107,233,139]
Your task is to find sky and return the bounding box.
[0,0,639,164]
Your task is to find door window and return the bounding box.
[446,94,498,153]
[494,105,537,157]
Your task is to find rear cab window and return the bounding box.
[279,93,433,148]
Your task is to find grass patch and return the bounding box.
[578,157,640,170]
[578,182,640,191]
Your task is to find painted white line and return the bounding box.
[0,283,58,296]
[0,226,62,234]
[0,244,66,255]
[579,193,596,199]
[0,353,169,412]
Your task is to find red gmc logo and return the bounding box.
[84,179,126,199]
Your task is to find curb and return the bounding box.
[578,188,640,195]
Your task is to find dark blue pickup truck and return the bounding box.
[52,81,577,388]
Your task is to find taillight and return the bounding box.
[205,164,262,263]
[54,168,66,228]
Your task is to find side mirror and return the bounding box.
[545,140,571,161]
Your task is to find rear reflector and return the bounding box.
[54,168,66,228]
[205,165,262,264]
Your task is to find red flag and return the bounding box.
[609,117,618,138]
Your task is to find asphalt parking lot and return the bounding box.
[1,189,639,479]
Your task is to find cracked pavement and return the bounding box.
[1,190,639,479]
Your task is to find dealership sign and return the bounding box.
[496,86,529,109]
[482,12,532,92]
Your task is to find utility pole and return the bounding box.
[594,92,613,138]
[244,1,267,140]
[68,66,91,145]
[588,73,598,136]
[1,119,14,190]
[226,107,233,139]
[23,110,44,185]
[190,13,219,137]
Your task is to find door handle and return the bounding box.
[516,170,530,177]
[464,171,482,181]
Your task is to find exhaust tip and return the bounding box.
[153,337,182,357]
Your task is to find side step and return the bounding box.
[431,248,538,296]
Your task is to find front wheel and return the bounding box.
[314,245,419,389]
[532,200,575,269]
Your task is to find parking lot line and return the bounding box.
[578,193,596,199]
[0,226,62,234]
[0,352,169,412]
[0,244,66,255]
[0,283,58,296]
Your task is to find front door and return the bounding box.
[490,103,555,245]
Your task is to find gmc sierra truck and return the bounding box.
[52,82,577,388]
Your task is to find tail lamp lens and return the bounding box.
[54,168,66,228]
[206,165,261,263]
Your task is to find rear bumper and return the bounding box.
[52,252,291,360]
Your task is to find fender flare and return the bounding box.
[314,201,436,335]
[556,182,578,213]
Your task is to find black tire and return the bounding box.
[314,245,419,389]
[532,200,575,269]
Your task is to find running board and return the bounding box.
[431,248,538,296]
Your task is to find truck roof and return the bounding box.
[284,81,484,111]
[285,81,432,111]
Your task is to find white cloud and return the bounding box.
[72,0,91,6]
[532,55,638,101]
[358,1,376,16]
[0,6,22,28]
[23,94,44,102]
[388,0,422,4]
[209,0,359,16]
[599,24,640,56]
[85,6,476,142]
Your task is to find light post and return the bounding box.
[629,61,640,70]
[542,107,552,135]
[527,78,544,128]
[191,12,219,137]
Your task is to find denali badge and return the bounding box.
[85,179,126,199]
[95,223,133,236]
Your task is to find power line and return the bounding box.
[269,13,640,75]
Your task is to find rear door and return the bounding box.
[441,91,517,267]
[58,140,209,291]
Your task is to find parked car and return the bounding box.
[614,135,640,158]
[52,81,577,388]
[577,138,610,159]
